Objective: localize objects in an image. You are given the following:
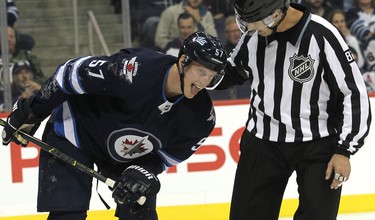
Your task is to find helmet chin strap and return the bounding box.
[177,60,185,95]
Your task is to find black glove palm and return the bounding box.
[112,165,160,205]
[2,97,43,147]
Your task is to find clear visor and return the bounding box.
[235,11,276,36]
[234,11,251,35]
[205,70,225,90]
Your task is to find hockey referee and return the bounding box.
[217,0,372,219]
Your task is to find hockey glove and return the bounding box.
[112,165,160,205]
[2,97,43,147]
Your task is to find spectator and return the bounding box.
[208,15,250,100]
[329,0,345,9]
[344,0,355,11]
[345,0,375,73]
[0,26,46,88]
[327,9,365,69]
[306,0,333,19]
[0,61,41,112]
[6,0,19,27]
[292,0,343,9]
[162,13,196,57]
[222,15,241,54]
[359,37,375,93]
[110,0,180,48]
[6,0,35,51]
[345,0,375,42]
[362,68,375,92]
[137,0,180,48]
[155,0,217,50]
[204,0,232,42]
[11,61,41,99]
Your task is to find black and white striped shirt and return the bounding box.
[221,4,371,155]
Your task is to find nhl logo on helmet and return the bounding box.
[194,36,208,46]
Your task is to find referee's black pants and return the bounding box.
[230,129,341,220]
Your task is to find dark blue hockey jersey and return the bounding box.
[34,48,216,173]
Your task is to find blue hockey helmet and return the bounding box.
[178,31,227,90]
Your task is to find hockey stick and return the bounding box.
[0,118,146,205]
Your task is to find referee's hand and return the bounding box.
[325,154,351,189]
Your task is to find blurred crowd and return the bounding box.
[115,0,375,97]
[2,0,375,111]
[298,0,375,94]
[0,0,45,112]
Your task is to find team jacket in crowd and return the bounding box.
[32,48,216,173]
[218,4,371,156]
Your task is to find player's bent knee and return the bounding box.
[47,211,87,220]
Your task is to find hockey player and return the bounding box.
[217,0,371,219]
[1,31,227,220]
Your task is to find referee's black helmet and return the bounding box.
[234,0,290,23]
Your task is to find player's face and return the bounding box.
[183,62,217,99]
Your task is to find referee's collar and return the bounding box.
[266,3,311,46]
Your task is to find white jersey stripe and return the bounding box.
[55,58,74,93]
[70,56,91,94]
[62,101,80,148]
[157,149,182,167]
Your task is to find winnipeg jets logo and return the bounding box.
[121,136,149,156]
[288,54,315,83]
[122,57,139,83]
[107,128,161,162]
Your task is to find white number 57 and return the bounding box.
[88,60,106,79]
